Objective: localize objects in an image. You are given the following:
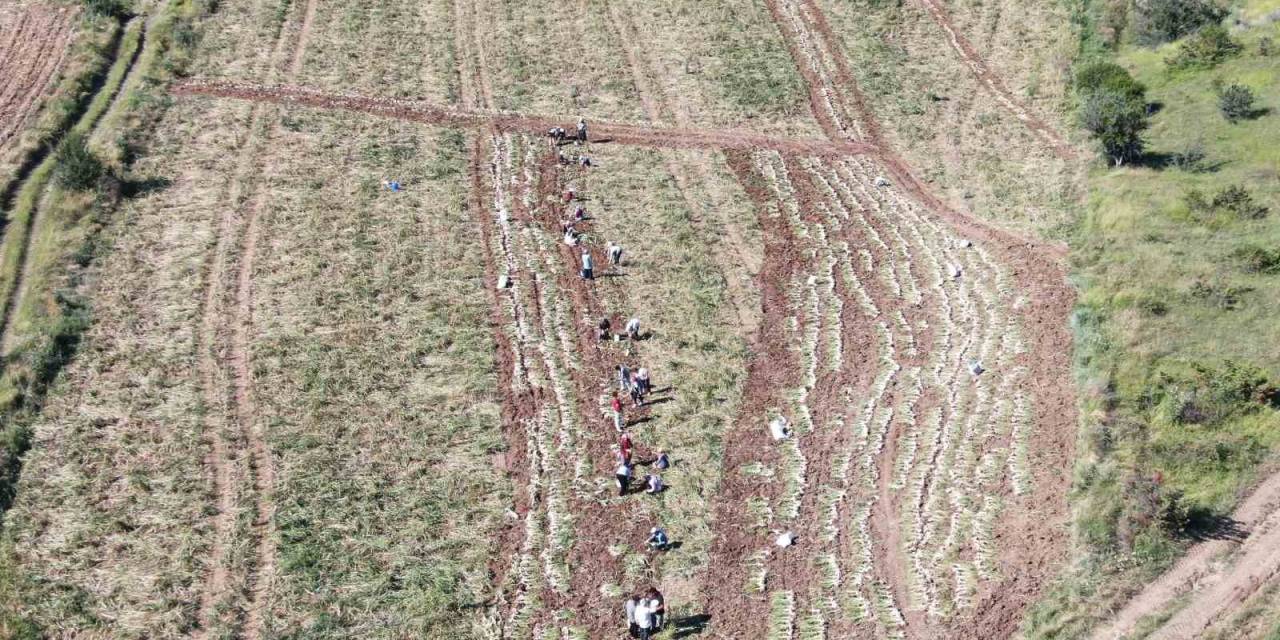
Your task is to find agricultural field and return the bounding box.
[0,0,1273,639]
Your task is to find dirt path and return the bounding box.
[1092,468,1280,640]
[0,17,147,359]
[171,80,875,157]
[912,0,1074,159]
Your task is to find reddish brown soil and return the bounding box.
[171,79,875,157]
[0,5,77,148]
[695,1,1080,638]
[704,150,809,639]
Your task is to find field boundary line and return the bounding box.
[0,16,141,357]
[170,79,876,156]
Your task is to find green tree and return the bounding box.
[1166,25,1242,70]
[1075,61,1148,101]
[1132,0,1226,45]
[1080,90,1149,165]
[1217,83,1258,122]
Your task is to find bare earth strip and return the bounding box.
[910,0,1074,158]
[1092,469,1280,640]
[170,79,874,156]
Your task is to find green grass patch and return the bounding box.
[1024,10,1280,639]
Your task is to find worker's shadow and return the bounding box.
[626,416,656,427]
[670,613,710,638]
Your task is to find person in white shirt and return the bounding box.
[625,596,639,637]
[625,317,641,340]
[645,473,664,494]
[634,599,654,639]
[607,241,623,267]
[615,462,631,496]
[581,249,594,280]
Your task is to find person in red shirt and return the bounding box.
[619,432,633,463]
[611,394,624,431]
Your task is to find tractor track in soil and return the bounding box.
[912,0,1074,159]
[602,1,757,336]
[170,80,876,157]
[1092,468,1280,640]
[193,0,316,636]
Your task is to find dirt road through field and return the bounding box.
[0,6,77,148]
[172,80,875,157]
[1092,468,1280,639]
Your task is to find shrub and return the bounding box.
[1132,0,1226,45]
[1074,61,1147,101]
[1260,37,1274,57]
[1184,184,1269,221]
[81,0,126,17]
[1148,360,1275,425]
[52,132,106,191]
[1170,139,1209,171]
[1187,279,1249,309]
[1166,26,1242,70]
[1229,245,1280,273]
[1217,83,1258,122]
[1079,89,1149,165]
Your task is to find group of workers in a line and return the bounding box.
[549,120,680,638]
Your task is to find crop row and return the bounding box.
[483,133,600,634]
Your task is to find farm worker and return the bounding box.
[646,588,666,630]
[579,155,592,167]
[654,450,670,470]
[634,599,654,640]
[615,461,632,496]
[564,187,576,203]
[629,381,643,408]
[597,316,611,340]
[625,596,640,637]
[769,416,791,441]
[581,250,594,280]
[625,317,641,340]
[564,230,579,246]
[617,363,632,392]
[611,394,624,432]
[619,432,633,461]
[635,367,650,394]
[607,241,623,267]
[645,473,664,494]
[574,204,586,221]
[577,117,588,142]
[646,526,669,550]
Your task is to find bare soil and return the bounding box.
[0,5,77,149]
